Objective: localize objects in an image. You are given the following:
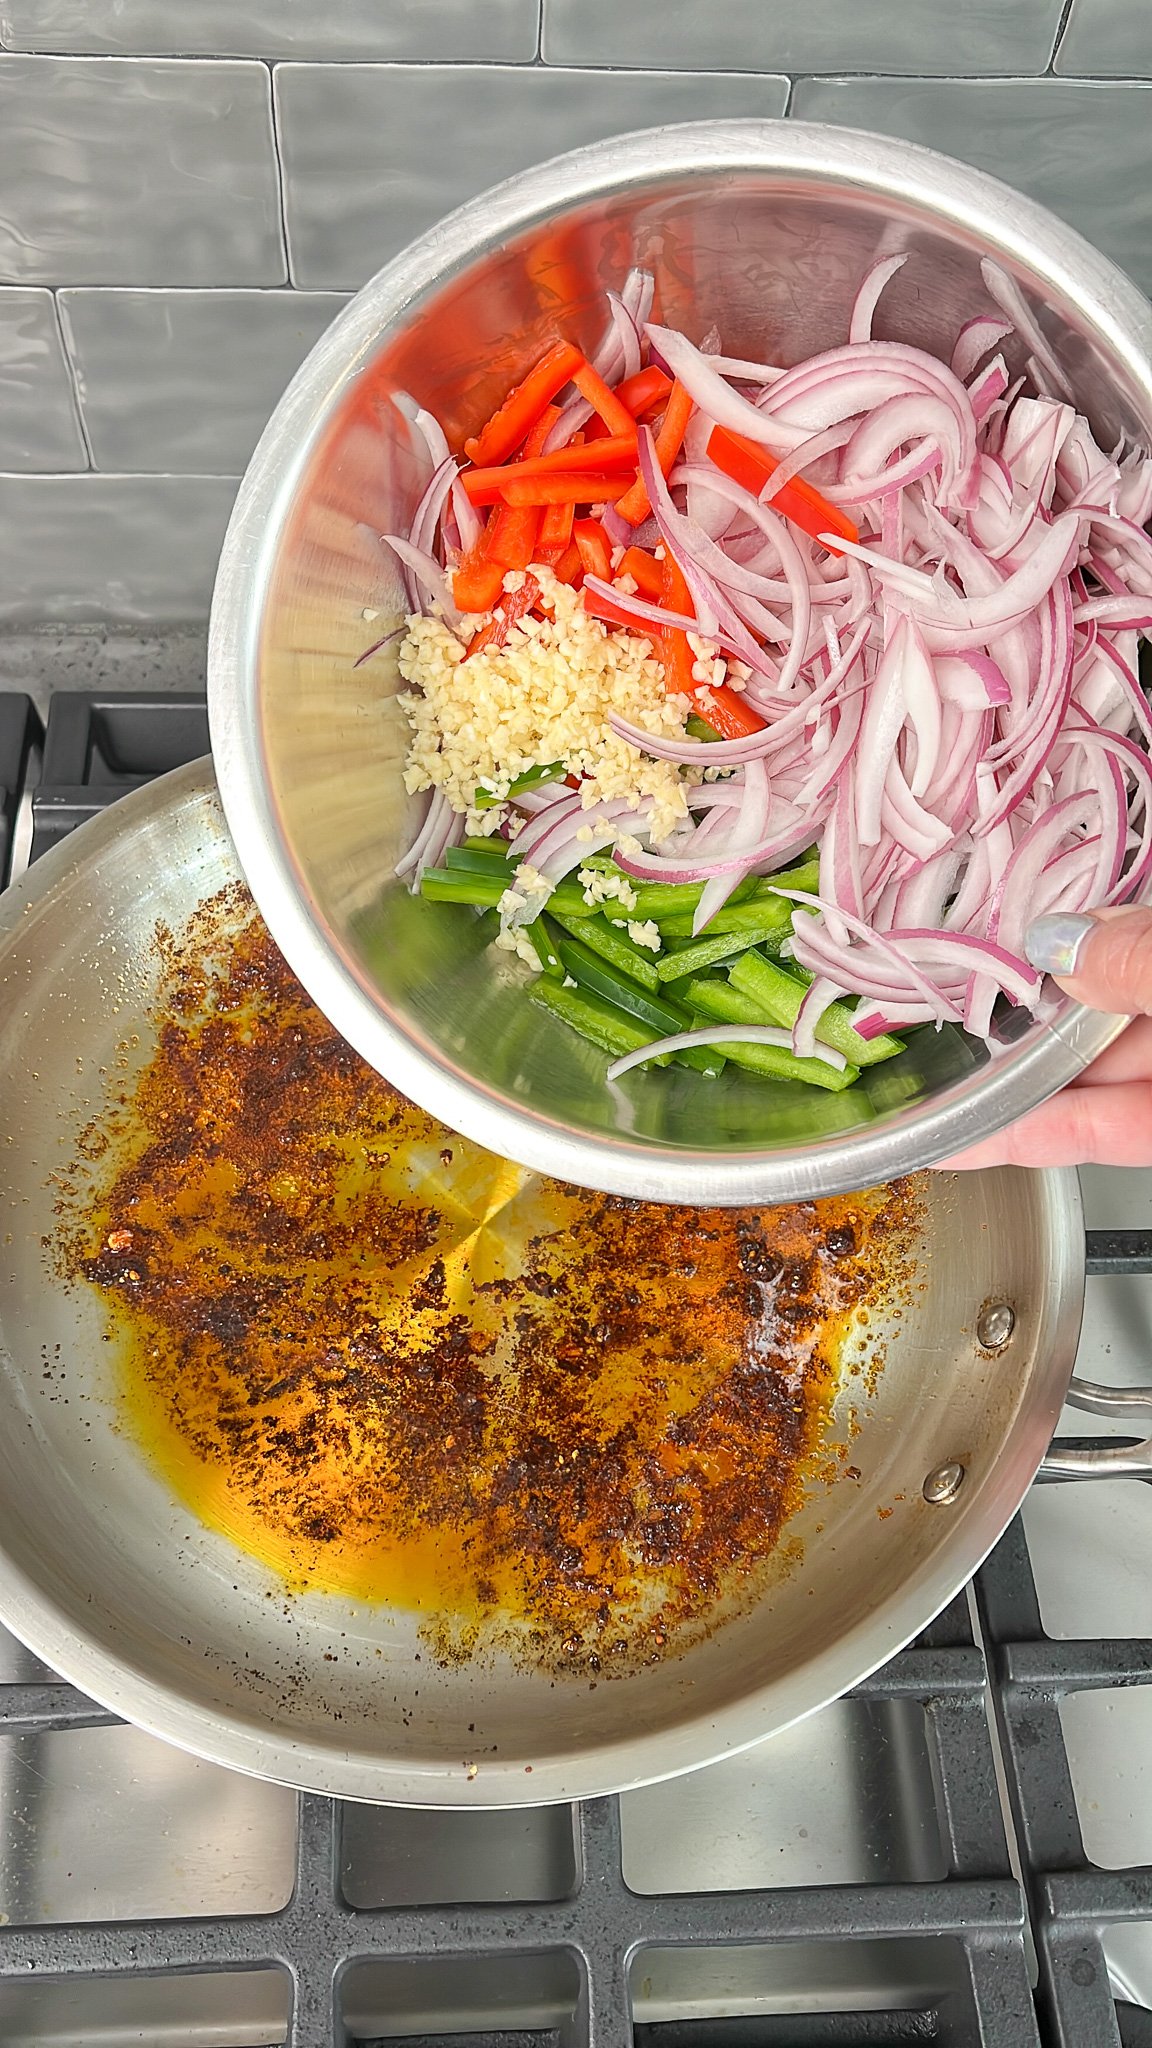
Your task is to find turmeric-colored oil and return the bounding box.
[57,889,918,1672]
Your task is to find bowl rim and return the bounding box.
[208,117,1152,1204]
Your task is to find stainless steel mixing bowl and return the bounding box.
[208,119,1152,1205]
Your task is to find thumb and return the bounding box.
[1026,906,1152,1016]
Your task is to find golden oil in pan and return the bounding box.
[58,891,918,1673]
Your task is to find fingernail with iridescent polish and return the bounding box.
[1024,913,1096,976]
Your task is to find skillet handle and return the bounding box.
[1040,1378,1152,1479]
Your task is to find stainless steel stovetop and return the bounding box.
[0,669,1150,2048]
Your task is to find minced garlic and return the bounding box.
[397,565,696,840]
[626,920,662,953]
[493,926,542,969]
[578,866,638,912]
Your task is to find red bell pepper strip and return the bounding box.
[453,496,540,611]
[616,545,664,600]
[465,572,541,658]
[615,379,694,526]
[536,497,576,565]
[485,501,540,567]
[614,366,674,418]
[571,358,635,440]
[500,472,632,507]
[552,540,584,586]
[522,405,561,457]
[582,585,652,632]
[464,340,583,467]
[706,426,859,553]
[453,550,506,614]
[461,434,639,504]
[573,518,613,582]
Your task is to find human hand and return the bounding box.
[940,907,1152,1170]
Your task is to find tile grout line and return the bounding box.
[264,60,293,289]
[0,50,1139,83]
[49,291,96,473]
[1047,0,1079,75]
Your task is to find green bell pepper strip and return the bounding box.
[545,905,663,992]
[529,980,673,1066]
[419,868,591,916]
[727,951,904,1067]
[551,930,724,1074]
[653,910,793,984]
[524,918,563,977]
[443,844,517,877]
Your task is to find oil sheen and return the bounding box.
[57,888,918,1673]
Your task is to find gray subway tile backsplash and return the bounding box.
[0,0,541,62]
[543,0,1064,77]
[0,287,86,470]
[1055,0,1152,78]
[275,64,789,291]
[59,289,350,474]
[0,56,284,287]
[0,474,240,621]
[0,8,1149,627]
[790,76,1152,297]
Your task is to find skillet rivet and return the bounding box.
[924,1461,965,1505]
[977,1302,1016,1350]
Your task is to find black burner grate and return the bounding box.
[28,688,209,861]
[1,689,1150,2047]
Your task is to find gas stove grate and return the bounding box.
[0,688,1150,2048]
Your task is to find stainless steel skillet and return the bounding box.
[0,759,1140,1806]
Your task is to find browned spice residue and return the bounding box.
[56,889,920,1674]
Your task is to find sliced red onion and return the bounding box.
[968,357,1011,426]
[849,253,908,345]
[395,788,463,890]
[601,505,632,548]
[451,479,483,552]
[1092,636,1152,746]
[616,806,824,884]
[623,265,655,332]
[382,533,457,618]
[935,651,1012,709]
[855,617,911,847]
[582,573,759,666]
[635,430,778,676]
[838,393,959,503]
[543,399,595,454]
[394,390,452,473]
[646,322,814,454]
[913,514,1080,644]
[899,615,943,796]
[667,465,813,693]
[792,973,846,1059]
[819,532,939,602]
[353,623,404,669]
[690,757,771,934]
[604,290,642,382]
[788,904,964,1021]
[605,1023,846,1083]
[952,317,1014,383]
[517,796,655,892]
[980,259,1074,402]
[407,455,458,559]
